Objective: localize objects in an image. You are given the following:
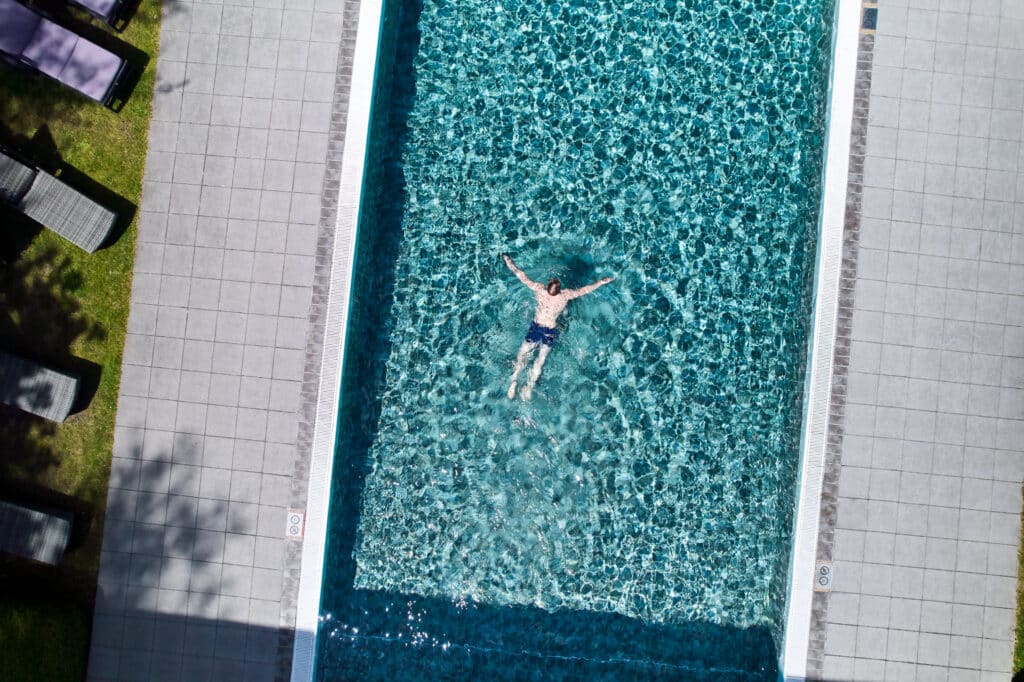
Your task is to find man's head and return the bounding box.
[546,278,561,295]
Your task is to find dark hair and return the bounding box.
[546,279,561,295]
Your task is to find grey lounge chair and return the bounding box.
[0,500,73,565]
[0,350,79,423]
[66,0,127,30]
[0,0,128,106]
[0,147,117,252]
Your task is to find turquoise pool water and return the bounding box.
[318,0,834,677]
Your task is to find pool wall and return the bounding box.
[290,0,386,678]
[780,0,862,676]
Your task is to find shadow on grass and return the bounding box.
[0,228,106,479]
[0,590,92,682]
[0,64,87,135]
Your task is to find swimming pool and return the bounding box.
[316,0,835,677]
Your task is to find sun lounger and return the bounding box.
[0,0,128,106]
[0,350,80,423]
[0,147,117,252]
[0,500,73,565]
[66,0,126,30]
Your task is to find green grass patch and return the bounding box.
[0,2,161,679]
[0,596,91,682]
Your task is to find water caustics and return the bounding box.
[319,0,834,675]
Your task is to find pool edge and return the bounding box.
[780,0,862,677]
[290,1,386,679]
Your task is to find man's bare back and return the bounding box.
[503,254,614,400]
[531,288,570,328]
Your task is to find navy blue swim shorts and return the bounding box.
[525,322,559,346]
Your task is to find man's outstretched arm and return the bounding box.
[565,276,614,300]
[503,254,543,291]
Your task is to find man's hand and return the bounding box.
[600,276,614,284]
[503,255,541,290]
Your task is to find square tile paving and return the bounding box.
[87,0,357,678]
[811,0,1024,679]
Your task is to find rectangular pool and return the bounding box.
[315,0,835,677]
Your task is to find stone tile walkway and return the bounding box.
[812,0,1024,679]
[86,0,352,678]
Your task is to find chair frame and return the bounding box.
[66,0,129,31]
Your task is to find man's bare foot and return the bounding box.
[519,385,532,401]
[507,382,517,400]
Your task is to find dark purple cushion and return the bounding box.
[21,19,77,80]
[0,0,43,57]
[57,36,122,102]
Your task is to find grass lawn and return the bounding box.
[0,1,161,679]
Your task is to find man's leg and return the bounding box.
[508,341,536,399]
[520,344,552,401]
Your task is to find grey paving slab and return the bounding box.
[809,1,1024,679]
[89,0,355,679]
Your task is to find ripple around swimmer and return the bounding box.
[318,0,834,676]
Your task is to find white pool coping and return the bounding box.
[290,0,385,679]
[780,0,861,677]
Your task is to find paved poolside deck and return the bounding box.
[808,0,1024,679]
[86,0,1023,679]
[86,0,359,678]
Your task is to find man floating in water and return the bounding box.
[503,254,614,401]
